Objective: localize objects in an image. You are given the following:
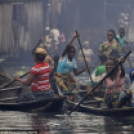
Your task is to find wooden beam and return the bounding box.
[0,96,18,102]
[0,85,22,92]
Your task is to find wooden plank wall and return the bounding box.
[0,0,44,54]
[0,3,14,54]
[26,0,44,51]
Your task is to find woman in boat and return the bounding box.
[14,48,54,102]
[39,43,54,70]
[98,57,131,108]
[32,40,54,70]
[55,32,88,94]
[98,29,121,59]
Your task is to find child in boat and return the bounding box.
[116,27,130,50]
[55,32,88,94]
[98,57,131,108]
[14,48,54,102]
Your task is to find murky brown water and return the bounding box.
[0,66,134,134]
[0,111,134,134]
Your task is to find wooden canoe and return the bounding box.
[57,84,134,117]
[0,78,66,112]
[66,99,134,117]
[0,95,66,112]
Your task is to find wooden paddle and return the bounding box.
[31,38,42,55]
[76,30,95,88]
[40,39,51,56]
[122,48,132,68]
[67,50,131,115]
[0,38,43,89]
[0,71,30,89]
[63,90,87,96]
[0,96,18,102]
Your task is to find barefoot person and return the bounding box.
[55,32,88,94]
[14,48,54,102]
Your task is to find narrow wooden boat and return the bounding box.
[0,95,66,112]
[66,98,134,117]
[57,84,134,117]
[0,77,66,112]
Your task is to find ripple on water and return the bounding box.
[0,111,134,134]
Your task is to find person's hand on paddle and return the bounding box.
[84,66,90,71]
[87,86,93,94]
[74,31,80,37]
[14,76,20,81]
[120,57,126,63]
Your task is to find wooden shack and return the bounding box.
[0,0,48,55]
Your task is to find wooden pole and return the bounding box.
[68,50,131,115]
[76,30,95,87]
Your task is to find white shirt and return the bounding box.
[51,29,60,44]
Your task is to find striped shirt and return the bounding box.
[31,62,51,91]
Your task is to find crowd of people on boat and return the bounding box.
[12,25,134,110]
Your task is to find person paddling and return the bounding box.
[54,32,89,95]
[14,48,54,102]
[98,57,131,108]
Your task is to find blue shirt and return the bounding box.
[129,68,134,83]
[116,35,127,48]
[57,55,77,74]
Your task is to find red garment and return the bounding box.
[31,62,51,91]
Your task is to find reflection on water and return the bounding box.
[0,111,134,134]
[0,67,134,134]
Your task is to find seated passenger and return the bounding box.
[97,57,131,108]
[14,48,54,102]
[88,54,107,87]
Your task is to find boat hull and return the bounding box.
[66,100,134,117]
[0,96,66,112]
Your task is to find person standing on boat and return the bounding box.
[14,48,54,102]
[55,32,89,94]
[116,27,130,51]
[98,29,121,59]
[99,57,131,108]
